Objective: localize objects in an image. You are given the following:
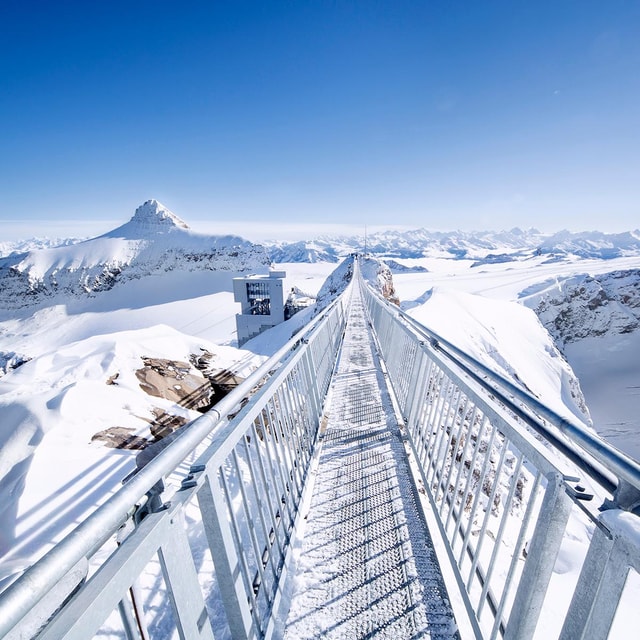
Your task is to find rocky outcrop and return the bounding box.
[0,351,30,378]
[91,427,148,450]
[360,257,399,305]
[531,270,640,346]
[93,355,217,450]
[113,199,190,234]
[136,357,212,410]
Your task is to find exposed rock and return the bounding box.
[190,350,245,406]
[136,357,212,410]
[148,408,188,440]
[125,199,190,232]
[378,265,400,305]
[91,427,148,450]
[360,257,400,305]
[0,351,31,378]
[531,270,640,346]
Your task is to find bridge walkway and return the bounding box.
[282,286,458,639]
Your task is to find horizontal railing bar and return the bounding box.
[370,301,571,482]
[428,337,615,494]
[37,503,178,640]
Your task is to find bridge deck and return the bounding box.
[283,288,458,639]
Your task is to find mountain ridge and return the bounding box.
[0,200,270,311]
[5,224,640,263]
[266,227,640,263]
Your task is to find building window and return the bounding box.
[246,281,271,315]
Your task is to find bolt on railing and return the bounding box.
[0,283,351,640]
[359,272,640,640]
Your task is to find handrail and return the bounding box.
[362,274,640,504]
[0,286,351,638]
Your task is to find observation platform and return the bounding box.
[283,288,458,638]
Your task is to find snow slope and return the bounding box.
[405,287,590,426]
[392,253,640,461]
[0,325,260,565]
[0,259,337,585]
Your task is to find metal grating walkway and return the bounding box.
[283,287,458,639]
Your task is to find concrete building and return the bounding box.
[233,270,286,346]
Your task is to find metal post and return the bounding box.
[560,508,640,640]
[157,512,215,640]
[196,470,255,639]
[505,473,573,640]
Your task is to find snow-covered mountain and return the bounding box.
[6,223,640,269]
[521,269,640,346]
[0,200,270,311]
[265,227,640,263]
[265,240,340,264]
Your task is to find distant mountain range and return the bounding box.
[4,212,640,266]
[2,201,639,313]
[265,227,640,263]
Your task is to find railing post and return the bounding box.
[157,512,215,640]
[404,349,428,426]
[300,345,322,425]
[505,473,573,640]
[196,469,255,639]
[560,508,639,640]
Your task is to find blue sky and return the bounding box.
[1,0,639,240]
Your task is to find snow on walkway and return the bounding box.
[283,288,458,639]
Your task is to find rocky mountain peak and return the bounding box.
[102,199,191,240]
[129,199,190,231]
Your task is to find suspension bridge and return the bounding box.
[0,257,639,639]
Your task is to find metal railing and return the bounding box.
[0,283,351,640]
[360,272,640,640]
